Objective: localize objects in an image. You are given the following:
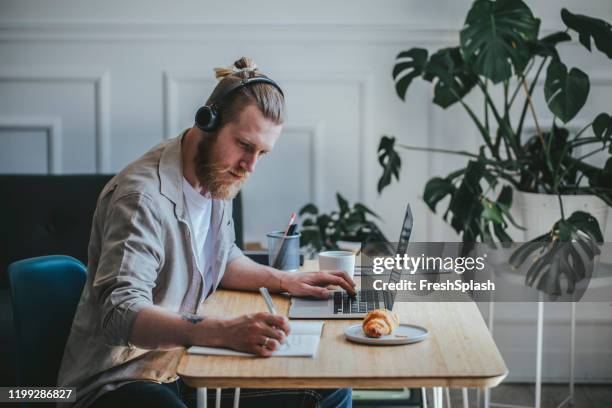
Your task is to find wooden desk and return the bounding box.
[178,261,507,405]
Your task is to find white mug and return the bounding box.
[318,250,356,279]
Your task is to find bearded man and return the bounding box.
[57,57,354,408]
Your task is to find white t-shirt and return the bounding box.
[182,178,214,298]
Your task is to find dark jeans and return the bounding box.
[90,379,352,408]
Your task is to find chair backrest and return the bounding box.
[8,255,87,386]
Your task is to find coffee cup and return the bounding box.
[318,250,356,279]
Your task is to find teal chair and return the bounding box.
[8,255,87,389]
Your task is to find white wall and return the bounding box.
[1,0,611,382]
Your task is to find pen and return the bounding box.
[259,287,278,315]
[260,288,291,346]
[283,212,297,236]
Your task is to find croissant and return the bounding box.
[362,309,400,338]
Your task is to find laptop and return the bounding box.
[288,204,413,319]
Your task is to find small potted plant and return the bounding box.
[298,193,388,256]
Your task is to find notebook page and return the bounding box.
[188,321,324,357]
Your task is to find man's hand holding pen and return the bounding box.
[207,312,291,357]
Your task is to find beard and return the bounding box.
[194,134,248,200]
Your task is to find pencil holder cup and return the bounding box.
[267,230,301,272]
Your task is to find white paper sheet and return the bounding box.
[187,321,324,357]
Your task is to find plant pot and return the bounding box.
[513,191,609,241]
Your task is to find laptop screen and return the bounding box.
[396,204,413,255]
[386,204,413,305]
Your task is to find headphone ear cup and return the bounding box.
[195,106,218,132]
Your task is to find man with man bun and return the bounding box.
[58,57,354,408]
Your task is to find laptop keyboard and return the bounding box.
[333,290,384,314]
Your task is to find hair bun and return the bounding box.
[234,57,257,71]
[214,57,258,80]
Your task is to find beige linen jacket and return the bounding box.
[57,131,243,407]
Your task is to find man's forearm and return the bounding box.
[129,305,224,350]
[129,257,289,349]
[219,255,287,293]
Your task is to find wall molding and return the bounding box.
[162,70,212,140]
[243,122,324,244]
[282,122,325,205]
[0,68,111,172]
[162,69,373,201]
[0,21,586,47]
[0,22,460,45]
[0,115,62,174]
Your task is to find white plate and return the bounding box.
[344,323,429,345]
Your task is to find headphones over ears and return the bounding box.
[195,76,284,133]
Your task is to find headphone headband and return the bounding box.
[195,75,284,133]
[210,75,284,108]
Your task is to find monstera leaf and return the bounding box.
[562,8,612,59]
[479,185,524,246]
[393,48,429,100]
[544,61,589,123]
[587,158,612,206]
[423,177,456,213]
[460,0,540,83]
[447,160,485,241]
[530,31,572,60]
[509,211,602,297]
[564,211,604,242]
[593,113,612,142]
[423,47,478,108]
[377,136,402,193]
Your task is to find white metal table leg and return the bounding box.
[486,299,577,408]
[196,386,241,408]
[462,388,469,408]
[569,302,575,406]
[433,387,444,408]
[445,387,452,407]
[535,300,543,408]
[197,387,207,408]
[233,388,240,408]
[422,387,428,408]
[433,387,438,408]
[485,300,495,408]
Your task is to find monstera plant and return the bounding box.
[377,0,612,296]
